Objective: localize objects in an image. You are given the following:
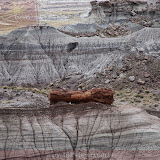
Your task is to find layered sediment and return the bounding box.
[59,0,160,35]
[0,25,160,86]
[0,104,160,160]
[89,0,160,25]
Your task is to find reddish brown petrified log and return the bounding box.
[49,88,114,106]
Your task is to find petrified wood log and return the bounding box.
[49,88,114,105]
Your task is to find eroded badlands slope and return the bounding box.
[0,104,160,160]
[0,26,160,86]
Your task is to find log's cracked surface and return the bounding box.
[0,103,160,160]
[49,88,114,105]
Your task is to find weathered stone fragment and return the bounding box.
[137,79,145,85]
[129,76,136,82]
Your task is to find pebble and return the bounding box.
[121,67,128,72]
[144,73,150,78]
[129,76,135,82]
[105,79,110,84]
[119,73,126,79]
[137,79,145,85]
[144,56,149,60]
[112,74,117,79]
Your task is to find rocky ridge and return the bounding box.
[89,0,160,25]
[59,0,160,36]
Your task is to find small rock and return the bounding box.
[112,74,117,79]
[105,79,110,84]
[105,67,110,71]
[50,82,54,87]
[144,73,150,78]
[137,79,145,85]
[145,78,150,82]
[121,67,128,72]
[142,60,147,64]
[98,72,105,76]
[16,93,20,96]
[130,10,136,16]
[129,76,135,82]
[109,67,113,71]
[119,73,126,79]
[116,70,121,76]
[130,47,137,54]
[144,56,149,60]
[105,67,113,72]
[138,48,145,53]
[78,83,84,89]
